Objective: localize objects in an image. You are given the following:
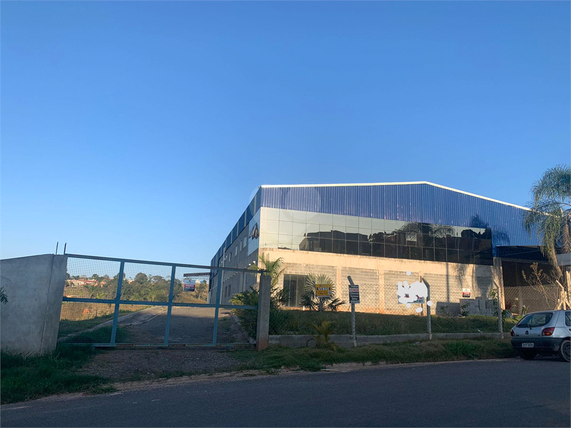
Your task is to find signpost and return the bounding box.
[347,276,359,348]
[421,277,432,340]
[349,283,360,304]
[182,276,196,292]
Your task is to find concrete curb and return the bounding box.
[269,332,511,348]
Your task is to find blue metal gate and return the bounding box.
[61,254,259,347]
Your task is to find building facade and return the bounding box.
[210,182,549,315]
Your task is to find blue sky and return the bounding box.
[2,1,569,264]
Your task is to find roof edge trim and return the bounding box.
[260,181,530,211]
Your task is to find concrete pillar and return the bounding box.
[493,257,504,334]
[256,273,271,351]
[1,254,68,355]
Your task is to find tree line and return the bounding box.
[65,273,208,302]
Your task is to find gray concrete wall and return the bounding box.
[1,254,68,355]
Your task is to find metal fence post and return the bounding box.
[423,277,432,340]
[212,267,223,346]
[164,265,177,347]
[110,261,125,345]
[256,272,271,351]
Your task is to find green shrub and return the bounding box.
[311,321,338,350]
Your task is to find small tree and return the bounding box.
[301,274,345,312]
[194,280,208,301]
[1,287,7,304]
[522,262,571,310]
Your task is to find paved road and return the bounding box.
[3,359,569,427]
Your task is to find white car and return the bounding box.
[511,310,570,362]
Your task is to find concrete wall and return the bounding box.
[260,248,501,316]
[1,254,68,355]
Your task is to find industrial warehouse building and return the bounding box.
[210,182,550,316]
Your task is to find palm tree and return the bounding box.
[301,274,345,312]
[250,253,288,306]
[523,164,571,309]
[256,253,285,287]
[524,164,571,273]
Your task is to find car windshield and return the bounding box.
[517,312,553,328]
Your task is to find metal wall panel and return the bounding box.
[213,183,539,266]
[259,183,539,250]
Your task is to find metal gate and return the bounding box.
[60,254,260,347]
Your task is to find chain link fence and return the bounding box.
[503,285,561,316]
[266,269,516,338]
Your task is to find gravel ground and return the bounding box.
[76,307,253,381]
[78,348,247,381]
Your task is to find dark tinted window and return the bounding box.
[385,244,397,258]
[283,274,307,307]
[266,211,492,265]
[346,241,358,255]
[320,239,332,253]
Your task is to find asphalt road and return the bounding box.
[3,358,570,427]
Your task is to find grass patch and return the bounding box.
[231,338,518,372]
[1,345,113,404]
[258,310,517,336]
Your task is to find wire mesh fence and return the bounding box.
[503,285,561,316]
[266,269,513,337]
[62,254,559,347]
[60,255,260,347]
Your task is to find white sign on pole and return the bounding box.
[349,284,360,304]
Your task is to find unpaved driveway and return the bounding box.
[113,306,249,345]
[78,348,246,381]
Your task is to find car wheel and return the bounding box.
[520,350,537,360]
[559,340,570,362]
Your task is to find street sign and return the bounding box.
[347,276,359,348]
[348,283,360,304]
[347,276,360,304]
[315,283,332,297]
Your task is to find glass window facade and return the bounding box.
[261,208,493,265]
[283,274,308,307]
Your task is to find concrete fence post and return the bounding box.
[493,257,504,335]
[256,272,271,351]
[0,254,68,355]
